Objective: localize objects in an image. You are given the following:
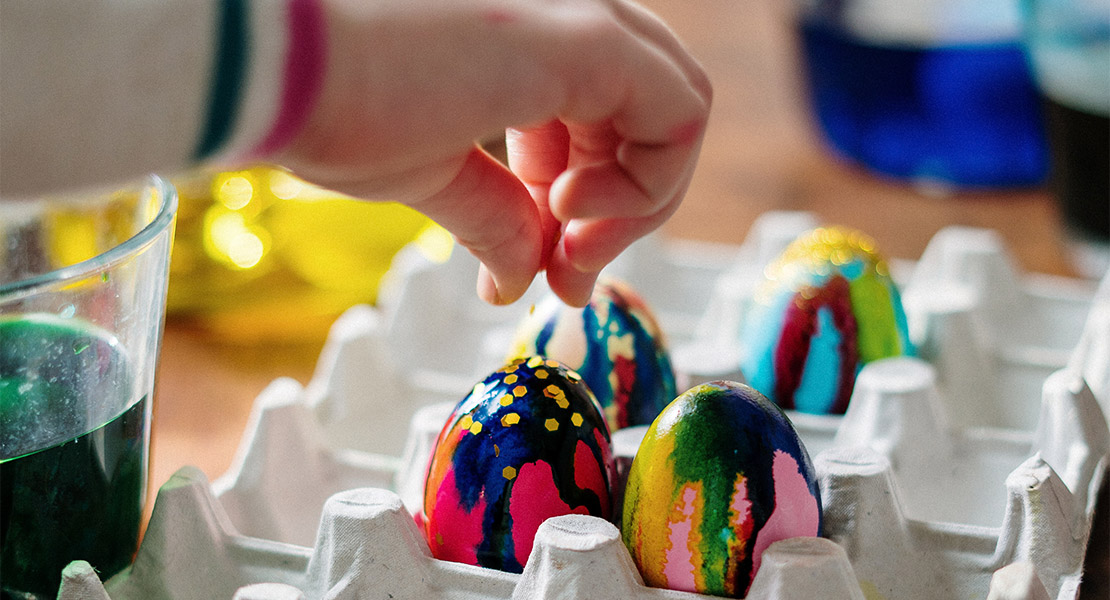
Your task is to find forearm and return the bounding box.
[0,0,319,197]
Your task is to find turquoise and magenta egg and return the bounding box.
[422,357,615,573]
[621,381,821,597]
[508,276,676,431]
[741,226,913,414]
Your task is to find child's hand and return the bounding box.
[275,0,711,306]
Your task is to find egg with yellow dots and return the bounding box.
[508,276,677,431]
[740,226,914,414]
[421,356,616,573]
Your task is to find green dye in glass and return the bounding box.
[1,316,148,599]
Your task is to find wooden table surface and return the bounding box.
[149,0,1103,584]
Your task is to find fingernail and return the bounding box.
[569,253,604,275]
[563,272,599,308]
[565,288,592,308]
[477,265,503,305]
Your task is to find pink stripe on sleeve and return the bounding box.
[251,0,327,157]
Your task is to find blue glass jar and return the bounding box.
[796,0,1050,188]
[1022,0,1109,275]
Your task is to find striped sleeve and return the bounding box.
[200,0,327,163]
[0,0,326,198]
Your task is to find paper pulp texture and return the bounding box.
[55,212,1109,600]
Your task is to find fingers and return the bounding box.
[503,1,709,306]
[286,0,711,308]
[548,128,700,221]
[411,145,544,305]
[545,241,601,307]
[505,121,569,269]
[562,208,675,273]
[506,121,596,307]
[542,2,710,226]
[604,0,712,101]
[545,207,677,307]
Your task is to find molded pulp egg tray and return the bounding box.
[60,212,1110,600]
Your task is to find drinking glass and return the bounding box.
[1022,0,1110,277]
[1,175,177,597]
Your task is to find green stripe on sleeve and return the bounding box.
[193,0,250,159]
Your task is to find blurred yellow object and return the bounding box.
[167,166,449,344]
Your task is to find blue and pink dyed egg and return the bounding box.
[422,357,615,573]
[508,276,676,431]
[741,226,914,414]
[621,381,821,597]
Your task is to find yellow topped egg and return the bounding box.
[740,227,914,414]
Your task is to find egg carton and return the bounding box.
[58,213,1110,598]
[59,355,1106,600]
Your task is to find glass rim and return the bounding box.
[0,174,178,300]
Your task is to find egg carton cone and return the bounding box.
[1067,270,1110,419]
[816,358,1108,600]
[899,228,1102,432]
[61,467,869,600]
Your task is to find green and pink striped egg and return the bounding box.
[621,381,822,597]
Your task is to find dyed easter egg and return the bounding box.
[508,276,676,431]
[422,356,615,573]
[741,226,913,414]
[621,381,822,598]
